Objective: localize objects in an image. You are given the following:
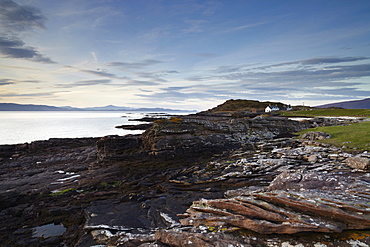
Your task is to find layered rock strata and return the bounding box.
[86,138,370,246]
[180,170,370,234]
[97,115,310,161]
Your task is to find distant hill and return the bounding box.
[0,103,193,112]
[0,103,67,111]
[316,98,370,109]
[206,99,291,113]
[82,105,134,111]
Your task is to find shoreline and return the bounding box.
[0,136,104,146]
[1,107,370,246]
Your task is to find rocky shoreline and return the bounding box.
[0,112,369,246]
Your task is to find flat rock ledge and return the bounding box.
[84,138,370,246]
[180,170,370,235]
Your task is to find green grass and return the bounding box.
[50,188,75,196]
[296,121,370,151]
[280,108,370,117]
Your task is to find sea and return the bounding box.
[0,111,192,145]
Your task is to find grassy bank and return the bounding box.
[281,108,370,117]
[296,121,370,151]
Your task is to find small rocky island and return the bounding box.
[0,100,369,246]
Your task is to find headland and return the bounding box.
[1,99,369,246]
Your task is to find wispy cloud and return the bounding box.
[56,77,160,89]
[139,82,369,105]
[74,79,111,86]
[133,72,167,83]
[140,27,170,43]
[55,5,123,30]
[0,64,44,71]
[0,78,41,85]
[231,22,267,31]
[0,79,14,85]
[189,57,370,83]
[57,61,166,89]
[136,86,214,102]
[210,64,251,74]
[0,91,61,98]
[80,69,124,79]
[263,56,370,69]
[298,56,369,65]
[106,59,163,70]
[125,79,160,86]
[62,65,128,80]
[56,79,112,88]
[106,59,172,83]
[182,19,208,34]
[318,87,370,97]
[140,56,370,105]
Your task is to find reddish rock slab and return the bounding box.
[179,171,370,234]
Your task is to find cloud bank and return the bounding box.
[0,0,46,31]
[0,36,55,63]
[138,56,370,105]
[0,0,55,63]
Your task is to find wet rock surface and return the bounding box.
[116,123,154,130]
[1,114,370,246]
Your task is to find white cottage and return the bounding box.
[265,105,280,113]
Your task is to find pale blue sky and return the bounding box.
[1,0,369,110]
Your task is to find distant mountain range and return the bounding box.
[316,98,370,109]
[2,98,369,112]
[0,103,193,112]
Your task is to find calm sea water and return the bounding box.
[0,111,188,145]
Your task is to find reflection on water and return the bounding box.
[0,111,147,144]
[0,111,194,145]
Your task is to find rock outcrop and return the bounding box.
[97,114,310,161]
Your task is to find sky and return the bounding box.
[0,0,369,111]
